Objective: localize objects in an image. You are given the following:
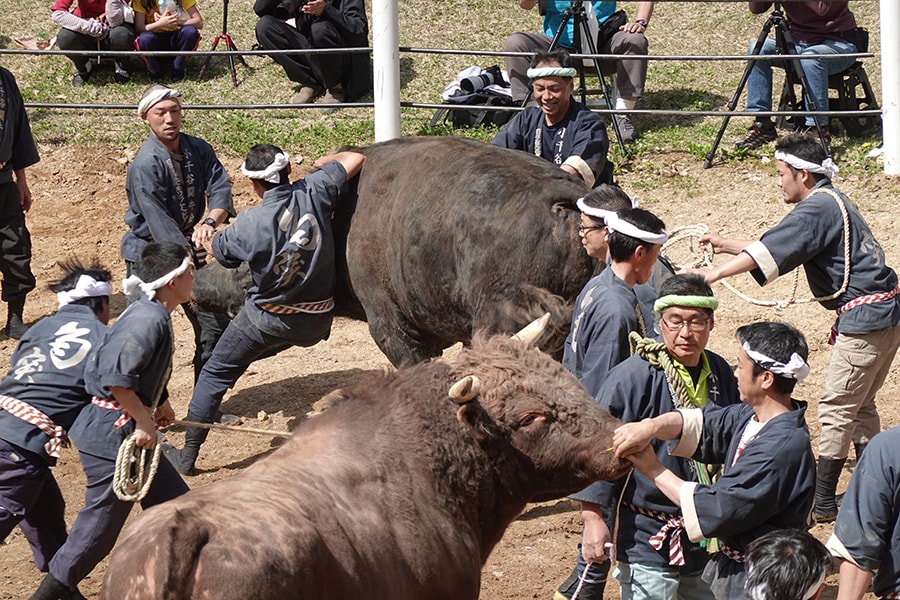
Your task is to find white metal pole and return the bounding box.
[881,0,900,174]
[372,0,400,142]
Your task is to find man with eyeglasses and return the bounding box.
[570,273,739,600]
[558,187,667,600]
[614,321,816,599]
[694,133,900,523]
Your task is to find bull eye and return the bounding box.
[519,414,538,427]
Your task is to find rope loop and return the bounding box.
[113,431,163,502]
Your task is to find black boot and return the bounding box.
[554,563,607,600]
[854,441,868,462]
[5,295,28,339]
[814,456,846,522]
[162,418,210,475]
[28,573,71,600]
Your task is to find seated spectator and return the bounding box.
[745,529,831,600]
[254,0,372,112]
[134,0,203,82]
[50,0,136,86]
[826,425,900,600]
[504,1,654,143]
[492,49,612,188]
[734,1,859,149]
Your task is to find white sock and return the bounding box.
[616,98,636,111]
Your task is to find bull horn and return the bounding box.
[511,312,551,345]
[449,375,481,403]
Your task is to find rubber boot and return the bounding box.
[554,563,607,600]
[814,456,846,523]
[28,573,71,600]
[162,419,209,475]
[854,441,868,462]
[5,295,28,339]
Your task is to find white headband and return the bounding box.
[774,151,839,179]
[606,212,668,245]
[240,152,291,184]
[57,275,112,309]
[742,342,810,382]
[576,197,615,221]
[122,256,192,301]
[527,66,577,79]
[138,87,181,116]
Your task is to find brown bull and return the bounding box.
[101,334,628,600]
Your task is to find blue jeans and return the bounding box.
[614,562,715,600]
[745,37,857,127]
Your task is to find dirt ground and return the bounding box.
[1,143,897,600]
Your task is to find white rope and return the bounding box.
[113,431,163,502]
[661,189,851,310]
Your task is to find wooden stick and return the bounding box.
[168,419,292,438]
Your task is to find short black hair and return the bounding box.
[135,242,191,283]
[657,274,715,317]
[745,529,831,600]
[529,48,575,72]
[736,321,808,395]
[580,184,632,227]
[607,207,666,262]
[48,258,112,316]
[775,133,828,182]
[244,143,290,189]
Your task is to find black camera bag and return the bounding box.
[597,9,628,49]
[429,90,517,129]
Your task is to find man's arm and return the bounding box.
[319,0,369,39]
[613,411,684,458]
[621,2,653,33]
[109,386,158,449]
[313,151,365,179]
[835,560,874,600]
[518,0,537,10]
[626,445,685,506]
[14,169,32,213]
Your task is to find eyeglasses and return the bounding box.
[659,316,711,333]
[577,225,604,234]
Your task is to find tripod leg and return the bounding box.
[777,27,832,155]
[227,36,250,69]
[704,15,777,168]
[197,35,222,81]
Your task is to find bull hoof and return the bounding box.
[162,443,197,476]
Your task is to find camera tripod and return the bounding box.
[197,0,250,87]
[526,1,629,157]
[704,2,831,168]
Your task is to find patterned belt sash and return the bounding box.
[828,286,900,344]
[0,394,69,458]
[623,501,685,566]
[719,542,745,564]
[257,298,335,315]
[91,397,132,429]
[883,592,900,600]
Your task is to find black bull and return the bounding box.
[192,136,596,365]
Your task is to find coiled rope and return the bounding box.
[661,189,851,310]
[113,431,163,502]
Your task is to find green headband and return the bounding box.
[653,294,719,313]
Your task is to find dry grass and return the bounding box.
[0,0,883,163]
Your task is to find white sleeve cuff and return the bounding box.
[825,533,862,567]
[670,408,702,457]
[743,240,779,285]
[679,481,704,542]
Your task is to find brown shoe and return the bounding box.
[734,121,777,149]
[318,87,346,114]
[291,85,322,105]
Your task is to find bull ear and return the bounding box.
[457,403,495,443]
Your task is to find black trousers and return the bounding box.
[0,181,35,304]
[255,16,346,89]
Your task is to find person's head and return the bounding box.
[139,85,183,147]
[49,259,113,325]
[607,208,666,284]
[735,322,809,402]
[129,242,194,307]
[774,133,836,204]
[576,185,633,261]
[653,274,717,367]
[527,49,576,124]
[241,144,292,196]
[745,529,831,600]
